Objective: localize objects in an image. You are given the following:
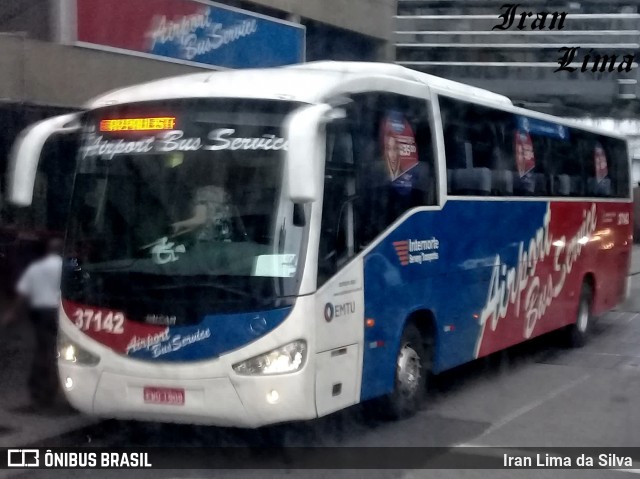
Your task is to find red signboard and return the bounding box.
[72,0,305,69]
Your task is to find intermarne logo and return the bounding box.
[393,238,440,267]
[7,449,39,467]
[392,240,410,266]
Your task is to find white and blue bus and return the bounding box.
[9,62,632,427]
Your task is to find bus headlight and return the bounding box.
[232,340,307,375]
[57,331,100,366]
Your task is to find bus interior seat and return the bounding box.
[570,176,584,196]
[491,170,513,196]
[534,173,549,196]
[489,145,512,196]
[553,174,571,196]
[513,172,535,195]
[587,177,612,197]
[451,168,491,195]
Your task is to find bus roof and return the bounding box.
[85,61,513,109]
[82,61,627,140]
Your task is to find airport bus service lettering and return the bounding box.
[478,203,597,345]
[81,128,288,159]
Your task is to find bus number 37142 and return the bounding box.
[73,309,125,334]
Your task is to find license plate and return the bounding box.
[143,387,185,405]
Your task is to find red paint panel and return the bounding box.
[76,0,202,52]
[475,200,632,358]
[62,299,169,355]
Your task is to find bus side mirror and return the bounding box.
[9,113,80,206]
[285,104,345,204]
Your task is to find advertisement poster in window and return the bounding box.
[381,111,419,192]
[514,129,535,178]
[594,143,608,182]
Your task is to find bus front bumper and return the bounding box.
[58,362,317,428]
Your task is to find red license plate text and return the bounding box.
[143,387,185,405]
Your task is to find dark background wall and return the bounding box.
[0,0,51,41]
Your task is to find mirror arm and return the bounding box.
[285,104,346,204]
[9,113,81,206]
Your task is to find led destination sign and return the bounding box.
[100,117,177,132]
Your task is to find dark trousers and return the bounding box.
[28,308,59,406]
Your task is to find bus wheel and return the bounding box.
[383,323,428,419]
[568,282,593,348]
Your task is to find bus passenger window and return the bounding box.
[350,92,436,248]
[603,137,630,198]
[584,137,629,198]
[318,93,437,284]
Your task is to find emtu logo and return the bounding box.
[393,240,410,266]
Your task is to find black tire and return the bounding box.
[568,282,593,348]
[379,323,429,419]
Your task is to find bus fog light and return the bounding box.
[266,390,279,404]
[62,345,77,363]
[57,331,100,366]
[64,377,74,390]
[232,340,307,375]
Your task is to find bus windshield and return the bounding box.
[62,99,307,323]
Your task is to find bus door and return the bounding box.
[312,116,361,417]
[313,78,437,414]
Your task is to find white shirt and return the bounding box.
[17,254,63,308]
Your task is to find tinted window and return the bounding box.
[439,96,630,199]
[318,123,357,286]
[317,92,436,286]
[350,92,436,246]
[583,135,630,198]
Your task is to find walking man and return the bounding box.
[2,238,64,408]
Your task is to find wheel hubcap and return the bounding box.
[397,343,421,397]
[577,300,589,333]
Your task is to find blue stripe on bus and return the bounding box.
[360,200,548,401]
[127,307,292,362]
